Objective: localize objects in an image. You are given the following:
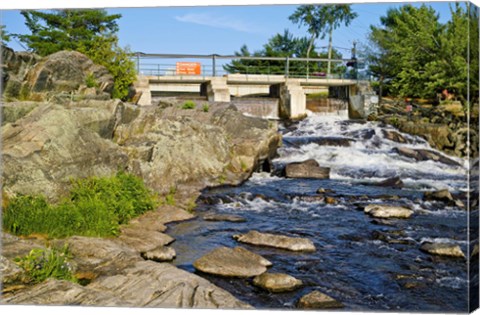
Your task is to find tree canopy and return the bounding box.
[1,25,10,45]
[289,4,357,75]
[17,9,135,100]
[368,3,473,102]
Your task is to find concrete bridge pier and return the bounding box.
[270,80,306,120]
[200,77,231,102]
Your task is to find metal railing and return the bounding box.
[133,52,366,81]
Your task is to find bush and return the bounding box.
[202,104,210,112]
[181,100,196,110]
[3,172,158,238]
[85,73,99,88]
[15,245,77,284]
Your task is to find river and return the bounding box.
[167,112,470,312]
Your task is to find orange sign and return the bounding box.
[176,62,201,75]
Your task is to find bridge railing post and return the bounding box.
[285,57,289,79]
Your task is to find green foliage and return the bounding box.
[223,30,345,76]
[17,9,136,101]
[181,100,196,110]
[85,73,99,88]
[368,3,472,102]
[289,4,357,75]
[3,172,157,238]
[1,24,11,44]
[202,104,210,112]
[15,245,77,284]
[163,186,177,206]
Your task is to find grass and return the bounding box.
[181,100,196,110]
[202,104,209,112]
[163,186,177,206]
[15,245,77,284]
[85,73,99,88]
[3,172,158,238]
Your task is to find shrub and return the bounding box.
[85,73,99,88]
[181,100,196,110]
[2,172,158,238]
[15,245,77,284]
[202,104,210,112]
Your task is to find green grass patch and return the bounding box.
[181,100,196,110]
[15,245,77,284]
[85,73,99,88]
[3,172,158,238]
[202,103,209,112]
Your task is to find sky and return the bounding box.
[0,1,469,56]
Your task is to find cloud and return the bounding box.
[175,13,257,33]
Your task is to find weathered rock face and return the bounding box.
[1,45,40,99]
[18,50,113,101]
[285,159,330,179]
[4,262,252,309]
[420,242,465,258]
[193,246,272,278]
[297,290,344,309]
[364,204,413,219]
[233,230,316,252]
[252,273,303,293]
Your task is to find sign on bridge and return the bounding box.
[176,62,201,75]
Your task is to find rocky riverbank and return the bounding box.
[1,48,280,308]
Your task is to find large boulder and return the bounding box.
[193,246,272,278]
[18,50,113,101]
[285,159,330,179]
[233,230,316,252]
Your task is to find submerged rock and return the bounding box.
[233,230,316,252]
[285,159,330,179]
[203,213,246,223]
[376,176,404,188]
[423,189,453,203]
[252,273,302,293]
[394,147,461,166]
[420,242,465,258]
[364,204,413,219]
[297,290,344,309]
[193,246,272,278]
[382,129,407,143]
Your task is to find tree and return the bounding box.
[1,25,11,45]
[367,4,470,101]
[223,29,345,77]
[289,4,357,75]
[16,9,135,100]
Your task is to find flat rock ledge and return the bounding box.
[297,290,344,309]
[364,204,413,219]
[193,246,272,278]
[233,230,316,252]
[285,159,330,179]
[253,273,302,293]
[4,261,252,309]
[420,242,465,258]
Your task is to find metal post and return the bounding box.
[285,57,290,78]
[212,55,216,77]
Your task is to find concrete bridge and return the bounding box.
[134,74,360,119]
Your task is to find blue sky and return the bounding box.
[0,1,474,74]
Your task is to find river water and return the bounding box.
[167,112,470,312]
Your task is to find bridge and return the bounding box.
[132,53,371,119]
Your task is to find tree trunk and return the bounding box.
[306,34,316,78]
[327,27,333,76]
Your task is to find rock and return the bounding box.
[118,228,174,253]
[423,189,454,203]
[394,147,461,167]
[364,204,413,219]
[2,46,40,100]
[4,262,251,309]
[325,196,337,204]
[283,136,352,147]
[141,246,176,262]
[285,159,330,179]
[297,290,344,309]
[19,50,113,101]
[233,230,316,252]
[203,213,246,223]
[253,273,302,293]
[0,255,24,285]
[317,188,335,194]
[420,242,465,258]
[382,129,407,143]
[375,176,404,188]
[193,246,272,278]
